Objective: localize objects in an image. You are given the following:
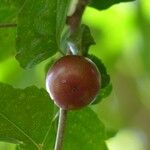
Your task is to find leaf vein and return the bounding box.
[0,112,40,149]
[42,111,59,146]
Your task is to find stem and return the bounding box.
[0,23,17,28]
[66,0,89,32]
[54,1,88,150]
[54,108,67,150]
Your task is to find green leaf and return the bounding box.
[93,84,112,105]
[0,0,17,62]
[56,0,70,41]
[44,52,62,74]
[68,24,95,55]
[87,55,112,104]
[0,83,108,150]
[64,107,108,150]
[0,0,17,22]
[88,55,110,88]
[0,29,16,62]
[89,0,135,10]
[16,0,70,69]
[0,82,56,150]
[105,129,118,140]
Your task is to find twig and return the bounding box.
[54,108,67,150]
[0,23,17,28]
[66,0,89,32]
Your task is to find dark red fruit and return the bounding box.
[46,55,101,110]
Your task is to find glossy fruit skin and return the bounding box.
[46,55,101,110]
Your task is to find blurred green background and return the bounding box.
[0,0,150,149]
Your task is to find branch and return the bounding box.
[66,0,89,32]
[54,108,67,150]
[0,23,17,28]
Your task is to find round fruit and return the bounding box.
[46,55,101,110]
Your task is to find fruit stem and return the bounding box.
[54,108,67,150]
[0,23,17,28]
